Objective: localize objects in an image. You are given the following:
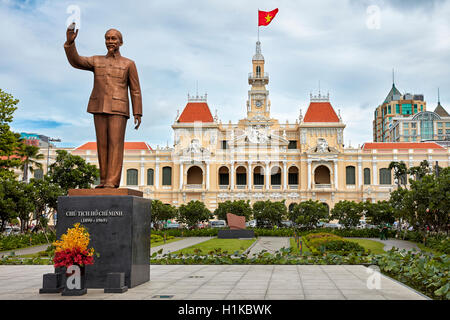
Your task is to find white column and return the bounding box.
[206,162,210,190]
[140,164,145,186]
[179,162,183,190]
[155,163,160,188]
[358,160,362,187]
[248,161,252,189]
[230,163,235,189]
[307,160,311,189]
[265,162,270,190]
[373,162,378,185]
[334,160,338,188]
[283,161,287,190]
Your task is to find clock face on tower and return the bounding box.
[255,100,262,108]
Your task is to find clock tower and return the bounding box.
[246,41,271,122]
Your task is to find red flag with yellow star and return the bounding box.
[258,8,279,26]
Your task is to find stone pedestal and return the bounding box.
[55,190,151,289]
[217,229,255,239]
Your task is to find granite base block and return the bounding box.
[217,229,255,239]
[104,272,128,293]
[39,273,64,294]
[55,195,151,289]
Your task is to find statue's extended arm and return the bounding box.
[128,61,143,129]
[63,26,94,71]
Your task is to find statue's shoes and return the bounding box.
[95,184,105,189]
[103,183,116,188]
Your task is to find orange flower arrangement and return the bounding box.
[53,223,95,268]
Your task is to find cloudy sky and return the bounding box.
[1,0,450,148]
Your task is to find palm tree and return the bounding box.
[17,141,44,182]
[388,161,408,188]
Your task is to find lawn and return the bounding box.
[172,238,256,255]
[151,237,184,248]
[345,238,385,254]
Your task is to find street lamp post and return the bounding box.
[46,138,61,174]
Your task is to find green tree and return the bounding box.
[330,200,363,228]
[393,167,450,232]
[178,200,211,228]
[16,141,44,182]
[389,161,408,188]
[0,89,21,174]
[0,175,18,231]
[29,176,64,231]
[14,182,36,232]
[253,200,287,228]
[214,200,253,221]
[363,200,395,226]
[151,200,177,229]
[289,200,328,229]
[408,160,431,181]
[48,150,99,193]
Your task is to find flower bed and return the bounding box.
[302,233,365,255]
[0,232,55,251]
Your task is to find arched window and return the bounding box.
[288,166,299,185]
[33,168,43,180]
[256,65,261,76]
[218,166,229,185]
[270,166,281,185]
[147,169,154,186]
[162,167,172,186]
[346,166,356,185]
[315,165,330,184]
[127,169,138,186]
[253,166,264,185]
[379,168,392,185]
[236,166,247,185]
[187,166,203,185]
[364,168,371,185]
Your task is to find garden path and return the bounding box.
[345,238,420,252]
[247,237,290,257]
[0,244,50,258]
[151,237,213,256]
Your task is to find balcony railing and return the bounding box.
[219,185,229,189]
[314,184,332,188]
[248,72,269,80]
[289,185,298,189]
[253,185,264,189]
[271,185,281,189]
[236,185,246,189]
[185,184,203,189]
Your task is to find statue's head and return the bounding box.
[105,29,123,54]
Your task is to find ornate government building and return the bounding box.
[43,41,449,211]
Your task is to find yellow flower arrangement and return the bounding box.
[53,223,94,256]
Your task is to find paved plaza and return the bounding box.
[0,265,428,300]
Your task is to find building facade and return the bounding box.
[37,41,450,211]
[373,82,427,142]
[388,101,450,144]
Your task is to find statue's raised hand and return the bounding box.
[66,23,78,45]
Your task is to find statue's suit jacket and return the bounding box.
[64,42,142,119]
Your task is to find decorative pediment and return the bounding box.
[307,138,339,154]
[232,126,289,146]
[176,139,211,156]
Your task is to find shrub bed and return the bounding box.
[302,233,365,255]
[0,232,55,251]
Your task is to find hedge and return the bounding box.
[0,233,55,251]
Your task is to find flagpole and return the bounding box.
[257,9,259,42]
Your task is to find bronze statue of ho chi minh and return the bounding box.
[64,23,142,189]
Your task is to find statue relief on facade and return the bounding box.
[246,125,269,144]
[316,138,329,153]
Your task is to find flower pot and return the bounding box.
[61,264,87,296]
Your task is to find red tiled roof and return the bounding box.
[178,102,214,123]
[362,142,444,150]
[75,142,152,151]
[303,102,340,122]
